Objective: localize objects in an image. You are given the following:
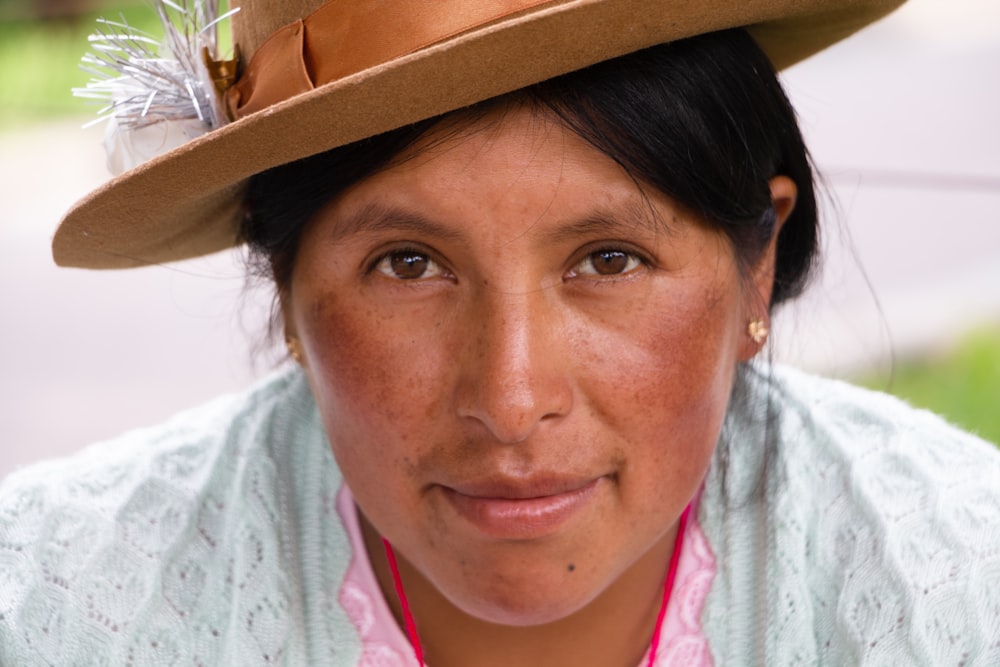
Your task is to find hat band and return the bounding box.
[225,0,558,120]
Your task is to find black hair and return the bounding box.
[243,28,818,308]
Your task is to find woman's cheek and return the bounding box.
[577,279,739,424]
[302,293,455,455]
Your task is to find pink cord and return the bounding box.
[382,502,692,667]
[647,502,691,666]
[382,538,425,666]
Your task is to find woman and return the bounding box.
[2,0,998,665]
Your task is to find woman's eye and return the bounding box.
[374,249,446,280]
[572,248,644,277]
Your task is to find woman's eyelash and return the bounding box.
[571,245,649,277]
[369,246,447,280]
[366,244,649,280]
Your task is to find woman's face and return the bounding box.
[285,106,771,626]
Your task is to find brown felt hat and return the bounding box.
[53,0,905,269]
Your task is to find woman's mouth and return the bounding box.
[439,476,603,540]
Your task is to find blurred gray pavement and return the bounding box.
[2,0,999,478]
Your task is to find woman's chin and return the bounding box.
[456,597,587,628]
[438,574,600,628]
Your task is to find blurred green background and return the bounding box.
[1,1,997,448]
[0,0,154,127]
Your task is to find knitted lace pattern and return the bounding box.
[1,365,998,665]
[701,365,1000,666]
[0,368,363,666]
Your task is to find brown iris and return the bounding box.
[390,252,430,279]
[590,249,630,275]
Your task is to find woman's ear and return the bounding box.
[738,175,797,361]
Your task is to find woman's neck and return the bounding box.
[361,515,678,667]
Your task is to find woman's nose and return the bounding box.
[454,289,573,443]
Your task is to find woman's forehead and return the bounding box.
[314,105,683,243]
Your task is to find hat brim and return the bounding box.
[53,0,904,269]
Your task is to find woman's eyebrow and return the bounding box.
[327,202,465,243]
[540,206,669,245]
[329,201,668,245]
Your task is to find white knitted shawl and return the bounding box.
[1,365,998,665]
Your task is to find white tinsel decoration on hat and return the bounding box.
[74,0,239,175]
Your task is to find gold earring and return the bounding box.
[286,337,303,363]
[747,319,769,345]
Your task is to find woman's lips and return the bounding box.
[440,477,603,540]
